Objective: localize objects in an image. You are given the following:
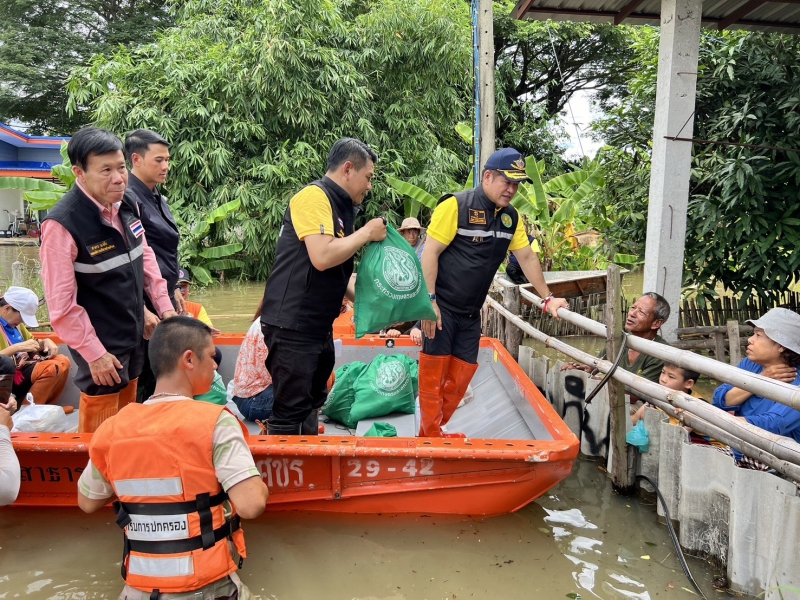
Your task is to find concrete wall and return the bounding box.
[517,346,800,597]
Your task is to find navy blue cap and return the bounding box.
[177,267,191,283]
[484,148,530,182]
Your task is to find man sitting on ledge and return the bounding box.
[562,292,671,385]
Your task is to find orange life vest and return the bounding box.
[89,399,248,594]
[333,305,355,336]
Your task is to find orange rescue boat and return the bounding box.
[10,335,578,516]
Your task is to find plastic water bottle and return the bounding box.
[25,392,34,406]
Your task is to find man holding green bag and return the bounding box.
[260,138,387,436]
[419,148,568,437]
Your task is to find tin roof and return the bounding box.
[512,1,800,33]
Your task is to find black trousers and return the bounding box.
[262,324,335,430]
[422,304,481,364]
[69,343,145,396]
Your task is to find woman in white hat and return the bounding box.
[397,217,426,260]
[0,286,71,405]
[713,307,800,444]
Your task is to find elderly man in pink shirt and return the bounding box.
[40,127,177,432]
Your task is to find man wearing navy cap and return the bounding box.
[419,148,568,437]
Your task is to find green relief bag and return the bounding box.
[354,225,436,339]
[364,422,398,437]
[321,362,368,428]
[195,371,227,405]
[349,354,418,424]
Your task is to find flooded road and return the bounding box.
[0,253,740,598]
[0,460,727,599]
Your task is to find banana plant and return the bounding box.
[177,199,244,284]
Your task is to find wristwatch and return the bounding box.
[429,293,437,301]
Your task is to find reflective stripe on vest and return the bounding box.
[115,477,183,497]
[128,556,194,578]
[456,228,514,240]
[74,243,144,274]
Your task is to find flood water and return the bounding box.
[0,250,739,598]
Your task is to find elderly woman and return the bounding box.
[713,307,800,443]
[397,217,426,259]
[0,287,71,405]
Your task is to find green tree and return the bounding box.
[0,0,173,135]
[594,28,800,300]
[67,0,472,280]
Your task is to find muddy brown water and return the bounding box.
[0,255,740,598]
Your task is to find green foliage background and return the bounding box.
[68,0,473,279]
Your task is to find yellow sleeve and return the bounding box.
[426,197,459,246]
[289,186,334,240]
[507,213,529,251]
[196,305,213,327]
[20,325,33,341]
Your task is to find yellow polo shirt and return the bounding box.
[427,197,529,251]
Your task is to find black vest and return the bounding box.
[43,186,145,355]
[128,173,179,310]
[260,177,355,334]
[435,186,519,317]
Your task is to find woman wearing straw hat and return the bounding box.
[713,307,800,444]
[397,217,426,259]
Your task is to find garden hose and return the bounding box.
[636,475,708,600]
[582,334,627,406]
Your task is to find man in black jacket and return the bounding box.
[125,129,185,401]
[260,138,386,435]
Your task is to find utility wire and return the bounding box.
[545,22,586,157]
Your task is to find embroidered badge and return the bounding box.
[501,214,512,228]
[129,220,144,238]
[87,239,116,257]
[338,217,344,229]
[468,209,486,225]
[511,157,526,170]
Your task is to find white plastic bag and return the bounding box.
[11,401,69,433]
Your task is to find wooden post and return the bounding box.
[502,285,522,360]
[727,320,742,366]
[606,265,634,492]
[11,261,24,286]
[713,330,726,362]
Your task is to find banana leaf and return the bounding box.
[204,258,245,270]
[199,243,243,258]
[385,176,438,210]
[189,265,213,285]
[206,199,241,224]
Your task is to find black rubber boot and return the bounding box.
[266,420,302,435]
[301,410,319,435]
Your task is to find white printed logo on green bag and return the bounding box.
[376,246,421,300]
[371,360,410,397]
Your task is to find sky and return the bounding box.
[559,89,605,160]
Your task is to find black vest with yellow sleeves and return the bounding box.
[435,186,519,317]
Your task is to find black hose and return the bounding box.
[583,334,627,406]
[636,474,708,600]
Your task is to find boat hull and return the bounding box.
[10,337,579,516]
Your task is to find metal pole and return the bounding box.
[512,282,800,412]
[484,297,800,481]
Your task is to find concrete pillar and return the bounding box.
[643,0,701,341]
[477,0,495,170]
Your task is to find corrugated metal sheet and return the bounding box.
[522,352,800,596]
[515,0,800,33]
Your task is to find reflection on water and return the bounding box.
[0,460,727,599]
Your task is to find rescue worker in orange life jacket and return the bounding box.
[420,148,568,437]
[77,316,268,599]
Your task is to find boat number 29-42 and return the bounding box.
[257,458,436,489]
[347,458,434,478]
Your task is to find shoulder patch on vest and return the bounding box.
[500,214,512,228]
[130,220,145,238]
[468,209,486,225]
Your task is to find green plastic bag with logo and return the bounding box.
[349,354,418,424]
[354,225,436,338]
[364,422,398,437]
[321,362,368,428]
